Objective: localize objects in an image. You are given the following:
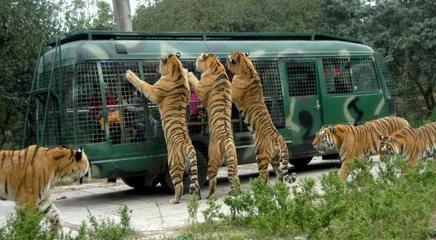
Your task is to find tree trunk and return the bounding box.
[112,0,132,31]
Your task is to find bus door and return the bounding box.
[280,58,323,152]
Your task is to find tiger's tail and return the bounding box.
[279,140,297,184]
[185,144,201,200]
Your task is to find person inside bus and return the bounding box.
[188,91,208,135]
[333,64,353,94]
[88,85,121,144]
[122,88,147,142]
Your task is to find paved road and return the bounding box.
[0,158,342,239]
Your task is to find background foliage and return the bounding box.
[0,0,434,148]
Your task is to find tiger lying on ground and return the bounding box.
[313,116,410,180]
[125,53,201,204]
[188,53,240,198]
[0,145,89,228]
[226,51,296,184]
[379,122,436,169]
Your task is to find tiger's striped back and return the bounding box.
[126,53,201,204]
[189,53,239,198]
[315,116,410,180]
[380,122,436,168]
[227,51,296,184]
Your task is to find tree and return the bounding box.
[0,0,61,148]
[63,0,115,32]
[321,0,435,117]
[133,0,323,32]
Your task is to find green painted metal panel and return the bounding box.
[319,56,388,125]
[280,58,323,149]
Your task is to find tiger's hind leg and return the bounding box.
[185,144,201,200]
[206,146,220,199]
[38,198,63,229]
[224,140,240,195]
[271,156,282,181]
[256,152,270,183]
[168,152,184,204]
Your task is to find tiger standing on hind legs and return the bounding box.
[226,51,297,184]
[187,53,240,198]
[125,53,201,204]
[0,145,90,229]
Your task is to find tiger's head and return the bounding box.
[47,146,90,182]
[226,51,254,75]
[313,125,345,153]
[312,126,326,153]
[195,53,225,74]
[159,52,184,77]
[379,135,402,156]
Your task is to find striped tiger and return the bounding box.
[187,53,240,198]
[314,116,410,180]
[379,122,435,169]
[226,51,296,184]
[125,53,201,204]
[0,145,89,228]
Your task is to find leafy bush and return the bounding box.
[0,207,58,240]
[408,109,436,127]
[179,157,436,239]
[187,195,200,224]
[0,206,135,240]
[77,205,134,240]
[202,197,225,223]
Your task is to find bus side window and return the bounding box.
[323,58,353,94]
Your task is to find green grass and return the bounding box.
[176,157,436,240]
[0,206,136,240]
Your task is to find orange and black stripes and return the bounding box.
[315,116,410,180]
[126,54,201,204]
[0,145,89,228]
[380,122,435,168]
[227,51,296,184]
[189,53,239,198]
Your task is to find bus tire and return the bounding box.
[290,157,313,169]
[121,175,159,191]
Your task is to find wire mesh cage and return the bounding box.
[286,61,318,97]
[322,57,379,95]
[32,57,287,146]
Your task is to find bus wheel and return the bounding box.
[121,175,159,191]
[162,150,208,194]
[290,157,313,169]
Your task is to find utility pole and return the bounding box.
[112,0,132,31]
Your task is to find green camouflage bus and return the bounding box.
[23,31,395,190]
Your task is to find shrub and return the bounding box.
[202,197,225,223]
[0,206,135,240]
[180,157,436,239]
[187,195,200,224]
[0,207,58,240]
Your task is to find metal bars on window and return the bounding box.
[253,60,285,129]
[322,57,379,95]
[34,59,286,145]
[286,61,318,96]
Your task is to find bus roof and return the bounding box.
[41,31,373,66]
[48,31,363,45]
